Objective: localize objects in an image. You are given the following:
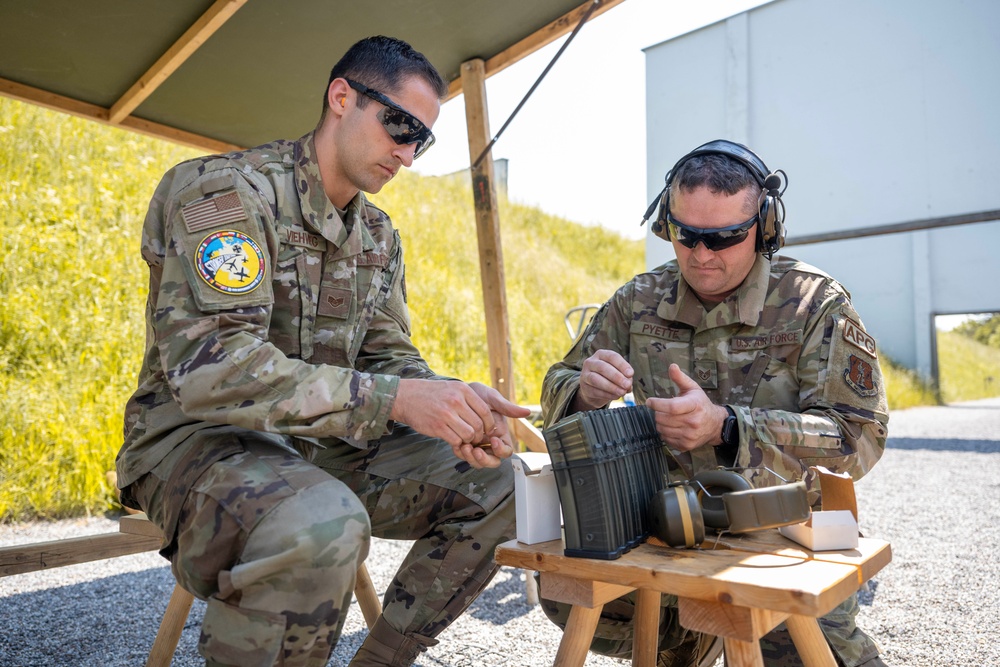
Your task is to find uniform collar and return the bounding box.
[294,132,376,257]
[657,254,771,328]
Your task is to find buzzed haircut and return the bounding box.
[669,154,761,216]
[321,35,447,116]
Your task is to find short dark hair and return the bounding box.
[669,154,761,215]
[321,35,447,117]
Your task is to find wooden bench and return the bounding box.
[496,531,891,667]
[1,513,382,667]
[0,516,161,576]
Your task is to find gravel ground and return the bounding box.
[2,398,998,667]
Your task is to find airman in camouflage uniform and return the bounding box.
[117,36,528,667]
[539,141,889,667]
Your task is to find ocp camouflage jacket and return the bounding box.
[541,254,889,502]
[118,132,440,489]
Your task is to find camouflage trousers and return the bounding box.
[131,425,515,667]
[538,579,882,667]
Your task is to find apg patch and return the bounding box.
[195,230,266,295]
[843,317,877,358]
[844,354,878,397]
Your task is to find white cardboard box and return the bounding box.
[511,452,562,544]
[779,466,860,551]
[779,509,859,550]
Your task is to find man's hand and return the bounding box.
[465,382,532,465]
[391,379,530,469]
[645,363,728,452]
[571,349,634,412]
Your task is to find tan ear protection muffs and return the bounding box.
[641,139,788,259]
[648,469,810,548]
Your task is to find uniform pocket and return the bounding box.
[269,245,322,358]
[349,269,386,363]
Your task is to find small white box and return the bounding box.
[511,452,562,544]
[779,465,860,551]
[779,510,859,551]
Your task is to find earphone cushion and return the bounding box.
[649,485,705,548]
[692,470,753,529]
[722,481,811,533]
[757,192,783,254]
[757,194,773,252]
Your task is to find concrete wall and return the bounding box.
[644,0,1000,379]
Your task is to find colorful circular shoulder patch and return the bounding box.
[195,230,266,294]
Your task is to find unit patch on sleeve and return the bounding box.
[195,230,266,295]
[842,317,877,358]
[844,354,878,397]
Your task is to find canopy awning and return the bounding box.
[0,0,623,152]
[0,0,625,436]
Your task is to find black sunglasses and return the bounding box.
[345,79,435,159]
[666,212,758,251]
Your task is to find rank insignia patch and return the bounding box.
[844,354,878,397]
[195,230,266,294]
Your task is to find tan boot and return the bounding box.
[349,616,437,667]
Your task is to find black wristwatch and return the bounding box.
[720,405,739,448]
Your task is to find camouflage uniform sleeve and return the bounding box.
[154,166,398,442]
[355,231,447,380]
[541,283,635,428]
[735,286,889,487]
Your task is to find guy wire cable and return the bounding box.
[472,0,603,170]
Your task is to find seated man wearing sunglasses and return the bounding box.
[117,35,529,667]
[539,140,889,667]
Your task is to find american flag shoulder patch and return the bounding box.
[182,191,249,233]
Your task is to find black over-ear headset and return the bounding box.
[641,140,788,259]
[648,470,810,548]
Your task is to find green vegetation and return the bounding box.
[937,329,1000,403]
[952,313,1000,349]
[0,98,639,521]
[369,172,639,401]
[0,99,201,520]
[2,97,992,522]
[882,357,939,410]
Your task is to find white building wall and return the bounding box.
[644,0,1000,379]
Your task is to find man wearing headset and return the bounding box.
[540,140,889,666]
[117,36,528,667]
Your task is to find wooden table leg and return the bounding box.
[784,615,837,667]
[146,583,195,667]
[633,589,661,667]
[723,636,765,667]
[554,604,603,667]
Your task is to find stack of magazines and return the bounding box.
[542,405,668,559]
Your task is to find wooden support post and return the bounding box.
[146,585,195,667]
[353,561,383,630]
[634,589,662,667]
[785,615,838,667]
[555,604,603,667]
[723,637,766,667]
[460,58,515,404]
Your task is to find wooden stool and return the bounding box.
[496,532,891,667]
[120,514,382,667]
